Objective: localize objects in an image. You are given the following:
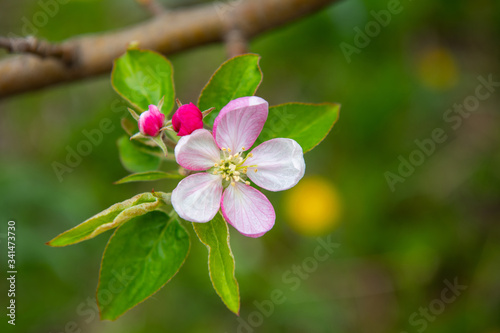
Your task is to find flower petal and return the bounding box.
[221,183,275,238]
[175,129,221,171]
[138,105,165,137]
[149,104,164,121]
[245,138,305,191]
[213,96,268,153]
[172,173,223,223]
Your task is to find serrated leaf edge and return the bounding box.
[193,214,240,315]
[47,192,163,247]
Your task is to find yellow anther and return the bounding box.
[226,176,230,181]
[254,169,258,173]
[213,171,217,175]
[245,181,250,185]
[231,182,236,187]
[234,176,240,182]
[248,153,253,158]
[214,163,219,167]
[234,171,240,176]
[222,148,227,151]
[241,147,246,151]
[227,148,231,153]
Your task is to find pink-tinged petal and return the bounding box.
[149,105,166,127]
[245,138,305,192]
[138,105,165,136]
[138,116,159,136]
[149,104,164,120]
[213,96,268,152]
[172,173,223,223]
[175,129,221,171]
[221,183,275,238]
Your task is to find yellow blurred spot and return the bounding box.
[283,176,342,236]
[417,47,459,91]
[127,40,140,50]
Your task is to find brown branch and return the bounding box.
[222,1,249,58]
[224,28,249,58]
[0,36,74,65]
[0,0,339,99]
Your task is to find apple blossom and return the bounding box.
[171,96,305,238]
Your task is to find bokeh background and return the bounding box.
[1,0,499,332]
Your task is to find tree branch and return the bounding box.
[0,0,339,99]
[0,36,74,64]
[222,1,249,58]
[225,28,249,58]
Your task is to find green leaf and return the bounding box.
[121,117,137,136]
[198,54,262,125]
[193,213,240,314]
[98,211,189,320]
[47,192,170,247]
[117,136,162,173]
[256,103,341,153]
[112,49,175,114]
[115,171,183,184]
[130,136,165,156]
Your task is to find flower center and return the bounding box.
[211,147,258,187]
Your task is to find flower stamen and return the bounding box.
[213,147,258,187]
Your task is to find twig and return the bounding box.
[218,0,249,57]
[0,0,339,99]
[0,36,74,65]
[224,28,249,58]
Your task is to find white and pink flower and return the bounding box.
[171,96,305,238]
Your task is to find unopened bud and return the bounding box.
[172,103,203,136]
[138,104,165,137]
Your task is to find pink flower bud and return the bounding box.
[138,105,165,137]
[172,103,204,136]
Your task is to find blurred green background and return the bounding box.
[1,0,499,332]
